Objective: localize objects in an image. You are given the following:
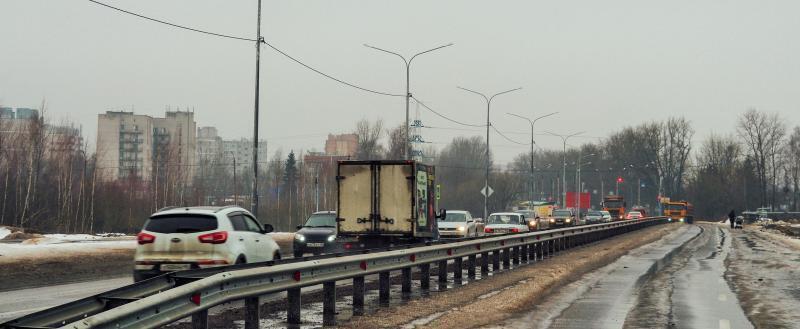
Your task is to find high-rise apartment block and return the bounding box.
[96,110,196,181]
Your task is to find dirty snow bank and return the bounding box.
[0,227,10,240]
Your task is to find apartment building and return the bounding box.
[96,110,196,182]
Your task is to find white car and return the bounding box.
[484,212,529,235]
[438,210,483,238]
[626,211,643,220]
[600,211,613,222]
[133,206,281,281]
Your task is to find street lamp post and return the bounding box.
[506,111,558,207]
[364,43,454,160]
[458,86,522,219]
[545,131,584,208]
[575,152,594,212]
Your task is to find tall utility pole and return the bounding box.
[458,87,522,219]
[227,151,238,204]
[251,0,263,217]
[545,131,584,208]
[506,112,558,207]
[364,43,454,160]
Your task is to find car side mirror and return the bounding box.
[262,223,274,234]
[437,208,447,220]
[296,225,303,230]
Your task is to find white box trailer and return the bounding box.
[336,160,441,244]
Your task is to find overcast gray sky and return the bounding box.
[2,0,799,165]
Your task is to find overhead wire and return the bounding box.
[491,125,530,145]
[411,96,486,128]
[87,0,403,97]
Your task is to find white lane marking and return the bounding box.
[719,319,731,329]
[718,293,728,301]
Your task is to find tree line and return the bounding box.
[1,110,797,234]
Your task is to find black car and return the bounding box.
[293,211,341,257]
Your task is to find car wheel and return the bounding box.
[274,251,281,260]
[235,255,246,265]
[293,250,303,258]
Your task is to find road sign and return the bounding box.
[481,185,494,197]
[436,184,441,200]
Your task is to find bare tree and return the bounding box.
[354,118,384,160]
[787,126,800,211]
[385,123,406,160]
[737,109,787,208]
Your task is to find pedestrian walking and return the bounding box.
[728,209,736,229]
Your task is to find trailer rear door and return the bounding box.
[378,163,414,234]
[337,163,372,235]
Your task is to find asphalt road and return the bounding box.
[502,223,756,329]
[0,276,132,322]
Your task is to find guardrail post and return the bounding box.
[438,260,448,290]
[467,254,476,279]
[420,263,431,290]
[521,244,529,263]
[453,257,463,284]
[502,248,511,269]
[492,250,501,271]
[379,271,391,306]
[353,276,365,316]
[244,297,259,329]
[192,309,208,329]
[323,281,336,326]
[512,246,520,265]
[401,267,412,295]
[287,287,301,325]
[481,251,489,275]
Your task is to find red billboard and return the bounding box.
[565,192,591,209]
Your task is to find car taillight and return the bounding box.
[344,242,353,249]
[484,227,493,233]
[197,259,229,265]
[198,231,228,244]
[137,232,155,245]
[511,228,520,233]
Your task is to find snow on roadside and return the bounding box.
[0,227,10,240]
[0,240,136,260]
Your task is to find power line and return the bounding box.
[491,124,530,145]
[87,0,255,42]
[88,0,403,97]
[411,96,486,127]
[260,40,403,97]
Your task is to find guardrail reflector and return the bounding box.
[293,271,302,281]
[359,261,367,270]
[190,293,201,306]
[409,254,416,262]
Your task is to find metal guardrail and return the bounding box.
[2,217,668,329]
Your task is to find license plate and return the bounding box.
[307,242,324,247]
[495,229,507,233]
[161,263,191,271]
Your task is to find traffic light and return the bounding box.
[617,176,624,183]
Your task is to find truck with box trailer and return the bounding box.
[336,160,445,250]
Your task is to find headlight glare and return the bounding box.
[327,235,336,242]
[295,234,305,242]
[457,226,466,232]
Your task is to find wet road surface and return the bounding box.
[499,223,756,329]
[0,276,131,322]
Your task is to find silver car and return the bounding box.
[585,210,604,224]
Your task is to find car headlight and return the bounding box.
[679,218,684,222]
[294,234,305,242]
[549,218,555,223]
[457,226,466,232]
[566,218,571,223]
[528,221,537,226]
[326,235,336,242]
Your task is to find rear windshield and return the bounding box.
[587,211,602,216]
[145,215,218,233]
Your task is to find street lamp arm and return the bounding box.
[489,87,522,103]
[533,111,559,125]
[506,112,533,125]
[409,43,454,64]
[457,86,489,102]
[363,44,408,65]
